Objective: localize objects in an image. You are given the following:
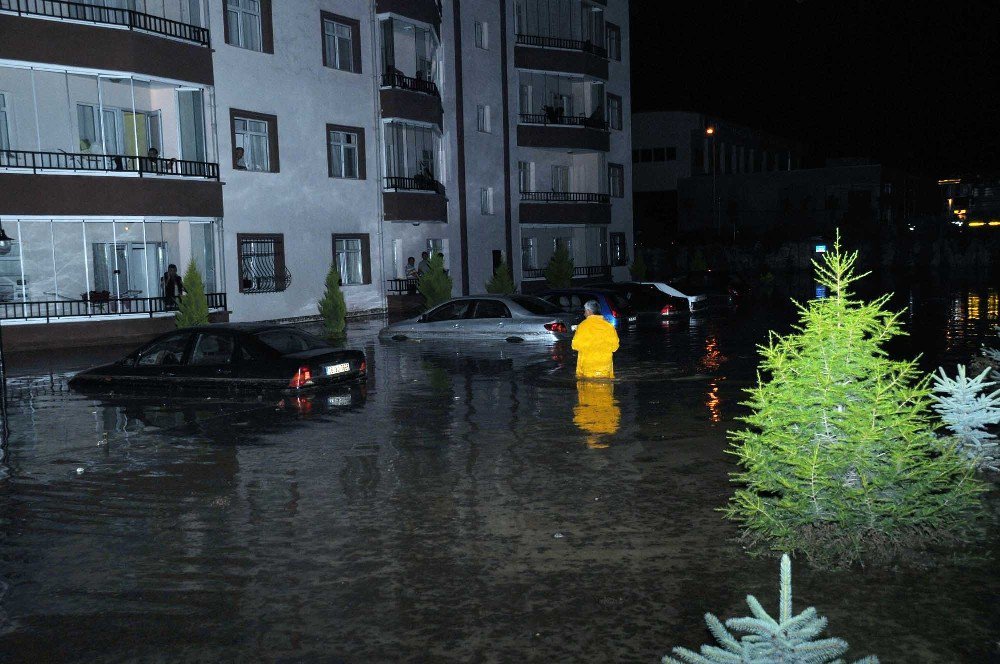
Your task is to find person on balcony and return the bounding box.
[161,264,184,310]
[572,299,620,379]
[405,256,418,279]
[417,251,431,276]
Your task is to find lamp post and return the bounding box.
[706,126,719,235]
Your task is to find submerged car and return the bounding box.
[638,280,709,314]
[666,271,743,306]
[379,295,581,342]
[69,324,367,392]
[591,282,689,321]
[538,288,638,328]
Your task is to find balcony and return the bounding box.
[517,112,609,152]
[519,191,611,224]
[522,265,610,280]
[0,292,226,322]
[515,33,608,79]
[381,72,438,97]
[375,0,440,31]
[0,0,210,46]
[383,177,447,223]
[1,149,219,179]
[379,72,443,128]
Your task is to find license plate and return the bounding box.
[628,316,637,323]
[325,362,350,376]
[327,394,352,406]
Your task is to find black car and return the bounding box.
[592,282,688,322]
[69,324,367,392]
[538,288,639,329]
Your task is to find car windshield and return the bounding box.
[509,295,563,315]
[254,329,331,354]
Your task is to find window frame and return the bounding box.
[610,232,628,267]
[321,11,362,74]
[475,21,489,49]
[606,93,622,131]
[605,22,622,61]
[480,187,495,215]
[326,123,366,180]
[222,0,273,54]
[230,108,279,173]
[236,233,287,294]
[608,163,625,198]
[477,104,491,133]
[332,233,372,286]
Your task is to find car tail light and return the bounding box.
[609,305,620,320]
[544,321,568,333]
[359,360,367,374]
[289,365,313,389]
[661,304,674,316]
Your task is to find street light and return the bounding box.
[0,222,13,256]
[706,127,719,235]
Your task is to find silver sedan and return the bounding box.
[379,295,583,342]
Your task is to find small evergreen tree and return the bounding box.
[629,250,648,280]
[544,246,574,288]
[663,555,878,664]
[931,365,1000,471]
[485,262,515,294]
[727,234,983,566]
[317,263,347,340]
[174,261,209,328]
[418,253,452,310]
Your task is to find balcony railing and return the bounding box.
[384,175,445,195]
[523,265,611,280]
[380,71,440,97]
[0,149,220,179]
[519,112,608,130]
[515,33,608,58]
[0,0,210,46]
[521,191,610,204]
[0,292,227,322]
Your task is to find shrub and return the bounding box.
[418,253,453,310]
[175,261,209,328]
[544,246,574,289]
[485,262,515,294]
[727,234,983,566]
[663,554,878,664]
[317,263,347,340]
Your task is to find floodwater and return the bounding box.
[0,278,998,663]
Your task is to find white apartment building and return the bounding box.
[0,0,631,348]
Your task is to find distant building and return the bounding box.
[939,175,1000,229]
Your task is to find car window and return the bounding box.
[136,332,190,366]
[509,295,562,315]
[254,329,331,354]
[188,333,235,365]
[424,300,473,322]
[473,299,511,319]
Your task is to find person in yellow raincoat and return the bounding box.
[571,299,620,379]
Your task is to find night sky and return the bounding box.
[630,0,1000,177]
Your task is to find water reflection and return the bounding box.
[706,380,722,424]
[573,380,620,448]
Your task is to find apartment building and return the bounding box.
[0,0,631,347]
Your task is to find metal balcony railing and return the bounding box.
[0,292,227,322]
[515,33,608,58]
[0,0,210,46]
[522,265,611,280]
[519,112,608,130]
[0,149,220,179]
[521,191,610,204]
[384,175,445,195]
[380,71,440,97]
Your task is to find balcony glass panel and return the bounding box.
[379,17,440,92]
[518,71,605,126]
[383,121,442,191]
[513,0,605,53]
[521,224,608,277]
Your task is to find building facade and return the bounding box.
[0,0,632,347]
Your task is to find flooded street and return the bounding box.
[0,279,998,663]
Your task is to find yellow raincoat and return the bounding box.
[571,315,620,379]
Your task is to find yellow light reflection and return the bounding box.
[574,380,620,449]
[967,294,981,320]
[707,381,722,423]
[968,221,985,227]
[987,291,999,320]
[700,336,724,372]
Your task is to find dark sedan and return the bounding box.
[69,324,366,392]
[592,282,688,322]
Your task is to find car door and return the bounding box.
[130,331,194,384]
[467,299,513,337]
[412,299,474,338]
[177,331,238,387]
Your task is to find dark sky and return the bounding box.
[630,0,1000,177]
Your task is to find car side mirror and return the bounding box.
[417,314,426,323]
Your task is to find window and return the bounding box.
[475,21,489,49]
[231,109,278,172]
[0,93,10,151]
[480,187,495,215]
[608,163,625,198]
[605,22,622,60]
[521,237,537,270]
[137,332,190,366]
[518,161,533,192]
[224,0,271,53]
[384,121,440,183]
[327,124,365,179]
[237,233,287,293]
[554,236,572,254]
[333,234,371,285]
[610,232,628,266]
[509,295,562,315]
[607,94,622,130]
[477,104,491,133]
[551,165,569,192]
[473,299,511,319]
[322,13,361,73]
[425,299,473,322]
[189,333,236,366]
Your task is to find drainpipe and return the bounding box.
[370,3,388,315]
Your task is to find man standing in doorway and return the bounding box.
[571,299,620,379]
[161,263,184,310]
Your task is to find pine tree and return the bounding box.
[727,234,983,566]
[418,253,453,310]
[544,246,574,288]
[317,263,347,340]
[175,261,209,328]
[663,554,879,664]
[931,365,1000,471]
[629,250,648,280]
[485,262,515,294]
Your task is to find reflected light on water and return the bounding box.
[699,336,724,373]
[987,290,998,320]
[573,380,620,448]
[706,380,722,423]
[967,293,981,320]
